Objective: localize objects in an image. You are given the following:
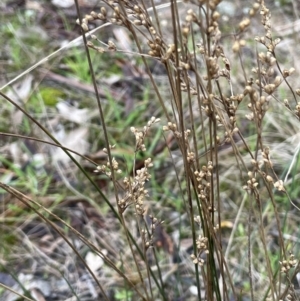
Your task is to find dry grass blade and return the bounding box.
[0,282,35,301]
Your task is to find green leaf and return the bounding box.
[40,87,64,106]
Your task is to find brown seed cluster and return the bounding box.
[252,1,299,118]
[194,162,213,211]
[78,0,232,99]
[131,117,160,152]
[94,117,159,216]
[163,122,191,141]
[118,117,160,215]
[141,215,163,251]
[190,215,209,267]
[243,171,259,195]
[94,145,122,177]
[163,122,196,164]
[119,157,153,215]
[279,253,297,274]
[232,1,260,53]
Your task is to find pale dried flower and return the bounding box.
[264,84,275,94]
[81,23,89,32]
[239,18,250,31]
[274,180,285,192]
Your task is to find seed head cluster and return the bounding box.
[94,117,159,216]
[194,162,213,211]
[141,215,163,251]
[190,215,209,267]
[94,145,122,177]
[119,157,153,215]
[280,253,297,274]
[131,116,160,152]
